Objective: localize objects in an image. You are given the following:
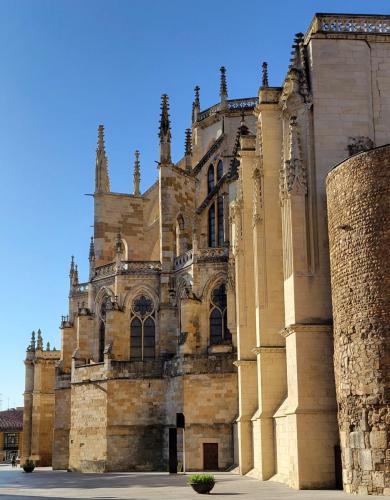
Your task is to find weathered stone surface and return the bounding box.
[327,145,390,495]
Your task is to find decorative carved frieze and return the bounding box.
[280,116,307,199]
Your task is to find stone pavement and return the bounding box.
[0,466,380,499]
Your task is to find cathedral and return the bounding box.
[22,13,390,496]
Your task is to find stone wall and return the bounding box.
[327,145,390,495]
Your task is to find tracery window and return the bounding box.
[208,203,216,247]
[130,294,155,360]
[207,164,215,193]
[209,283,230,344]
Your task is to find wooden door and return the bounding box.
[203,443,218,470]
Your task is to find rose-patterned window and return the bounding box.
[130,294,155,360]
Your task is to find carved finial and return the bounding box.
[219,66,228,99]
[89,237,95,280]
[46,341,50,351]
[37,329,43,350]
[289,33,304,70]
[133,150,141,195]
[29,331,36,351]
[239,110,249,136]
[261,62,269,87]
[89,237,95,262]
[70,256,78,288]
[192,85,200,122]
[194,85,200,105]
[185,129,192,156]
[159,94,172,164]
[95,124,110,193]
[69,255,75,275]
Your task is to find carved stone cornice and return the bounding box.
[280,323,332,338]
[252,346,286,355]
[233,359,257,367]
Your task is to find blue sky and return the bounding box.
[0,0,389,409]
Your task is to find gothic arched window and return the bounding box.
[207,164,215,193]
[98,298,110,362]
[217,196,224,246]
[209,283,229,344]
[208,203,216,248]
[217,160,223,181]
[130,294,155,360]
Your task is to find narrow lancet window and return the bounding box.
[209,283,229,344]
[208,203,216,247]
[207,164,215,193]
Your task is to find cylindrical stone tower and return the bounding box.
[327,145,390,495]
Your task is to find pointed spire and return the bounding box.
[192,86,200,122]
[37,329,43,350]
[95,124,110,193]
[185,129,192,156]
[133,150,141,195]
[29,331,36,351]
[159,94,172,164]
[69,255,75,275]
[46,341,50,351]
[219,67,228,109]
[69,256,78,288]
[220,66,228,98]
[261,62,269,87]
[184,128,192,171]
[89,236,95,280]
[89,237,95,262]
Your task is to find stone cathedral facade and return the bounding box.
[22,13,390,495]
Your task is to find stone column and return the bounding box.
[251,91,287,480]
[327,145,390,495]
[232,134,258,474]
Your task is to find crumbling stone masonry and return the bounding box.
[327,145,390,495]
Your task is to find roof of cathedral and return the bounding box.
[0,408,23,431]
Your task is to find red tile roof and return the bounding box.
[0,408,23,431]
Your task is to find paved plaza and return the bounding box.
[0,466,379,499]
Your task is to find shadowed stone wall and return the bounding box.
[327,145,390,495]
